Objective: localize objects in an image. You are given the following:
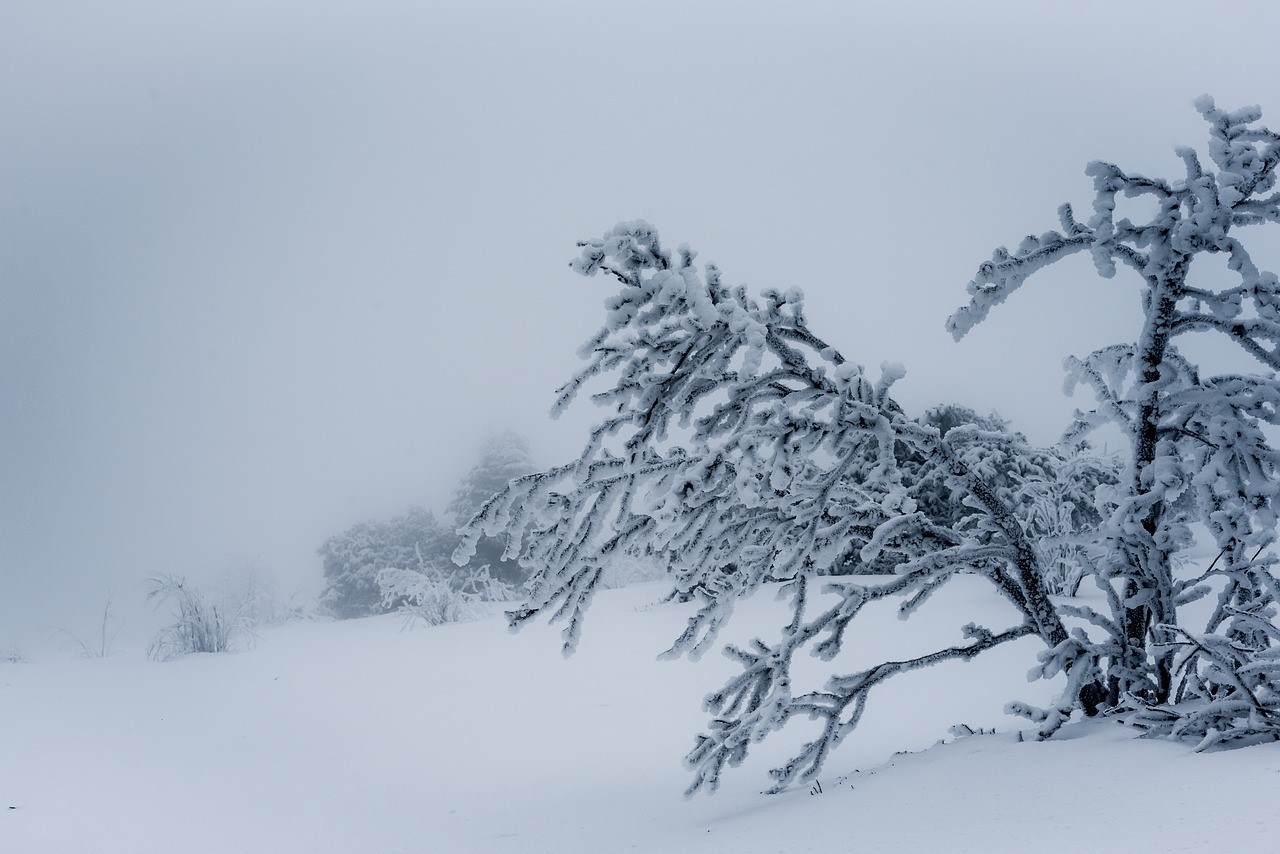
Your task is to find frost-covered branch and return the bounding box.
[681,572,1039,795]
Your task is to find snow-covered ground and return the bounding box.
[3,578,1277,853]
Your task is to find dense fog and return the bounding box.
[4,0,1280,641]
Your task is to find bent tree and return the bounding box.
[457,98,1280,794]
[457,226,1100,794]
[950,97,1280,741]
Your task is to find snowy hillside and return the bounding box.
[4,579,1276,853]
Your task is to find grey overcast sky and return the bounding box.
[4,1,1280,638]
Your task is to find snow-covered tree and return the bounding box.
[319,506,451,619]
[448,431,536,523]
[950,97,1280,744]
[458,101,1280,791]
[447,431,537,585]
[456,223,1103,794]
[318,435,536,617]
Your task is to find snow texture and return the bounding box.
[3,582,1276,854]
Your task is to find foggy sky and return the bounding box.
[5,1,1280,640]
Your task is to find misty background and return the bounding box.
[4,0,1280,643]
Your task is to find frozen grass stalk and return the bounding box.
[146,575,248,661]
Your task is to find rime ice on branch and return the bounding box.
[951,97,1280,746]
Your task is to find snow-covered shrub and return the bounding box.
[377,560,513,627]
[320,436,536,618]
[1013,448,1121,596]
[894,406,1119,588]
[319,506,452,619]
[213,557,296,630]
[146,575,248,661]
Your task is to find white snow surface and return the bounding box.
[3,578,1277,853]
